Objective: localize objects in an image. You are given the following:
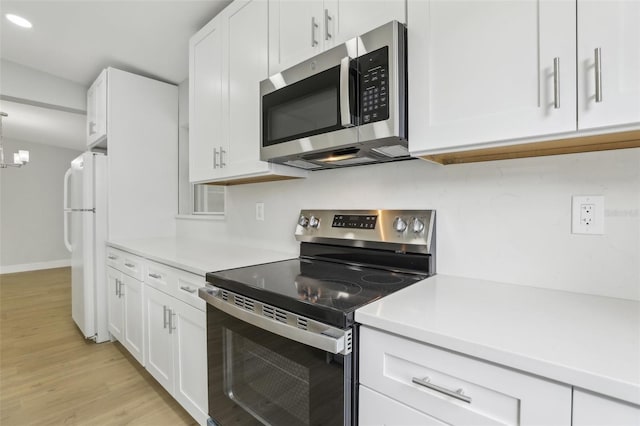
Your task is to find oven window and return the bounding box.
[207,305,350,426]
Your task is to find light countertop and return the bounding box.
[107,237,297,276]
[355,274,640,406]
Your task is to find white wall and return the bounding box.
[0,138,82,273]
[178,148,640,301]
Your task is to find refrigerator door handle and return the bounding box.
[63,168,72,252]
[63,168,72,210]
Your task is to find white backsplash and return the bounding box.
[178,148,640,301]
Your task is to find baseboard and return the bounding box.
[0,259,72,274]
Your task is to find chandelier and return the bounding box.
[0,112,30,168]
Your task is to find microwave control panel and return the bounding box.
[359,46,389,125]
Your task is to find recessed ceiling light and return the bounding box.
[6,14,32,29]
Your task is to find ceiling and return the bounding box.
[0,0,231,151]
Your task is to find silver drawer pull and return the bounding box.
[412,376,472,404]
[108,255,117,260]
[124,262,135,268]
[180,286,197,294]
[148,273,162,279]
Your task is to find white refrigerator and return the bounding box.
[63,151,109,343]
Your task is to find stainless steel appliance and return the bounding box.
[63,152,109,342]
[199,209,435,425]
[260,21,408,170]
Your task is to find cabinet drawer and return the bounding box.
[143,260,205,311]
[145,260,176,295]
[173,269,205,311]
[107,248,145,281]
[359,326,571,425]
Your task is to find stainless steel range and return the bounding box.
[199,209,435,426]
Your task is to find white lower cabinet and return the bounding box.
[359,385,447,426]
[144,273,208,425]
[106,264,145,366]
[359,326,572,425]
[573,388,640,426]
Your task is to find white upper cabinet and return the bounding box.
[408,0,577,153]
[86,69,107,147]
[577,0,640,130]
[268,0,406,75]
[189,0,307,184]
[189,17,226,183]
[268,0,324,75]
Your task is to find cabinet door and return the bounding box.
[107,267,123,341]
[360,385,448,426]
[173,300,208,425]
[122,274,145,365]
[325,0,405,47]
[408,0,576,154]
[189,16,227,183]
[268,0,324,75]
[144,286,174,394]
[86,69,107,146]
[577,0,640,130]
[224,0,270,174]
[573,389,640,426]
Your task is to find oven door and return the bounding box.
[202,293,353,426]
[260,39,359,164]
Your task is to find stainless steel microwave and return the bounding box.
[260,21,408,170]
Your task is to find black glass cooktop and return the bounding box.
[205,258,427,328]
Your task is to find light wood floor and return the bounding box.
[0,267,198,426]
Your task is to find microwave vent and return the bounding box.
[326,156,377,166]
[372,145,410,158]
[283,160,323,170]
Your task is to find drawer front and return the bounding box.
[107,248,144,281]
[106,249,121,268]
[120,252,144,281]
[145,260,176,295]
[173,269,205,311]
[359,326,571,426]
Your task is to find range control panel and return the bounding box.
[332,214,378,229]
[359,46,389,125]
[295,209,435,254]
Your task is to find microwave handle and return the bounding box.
[340,56,355,128]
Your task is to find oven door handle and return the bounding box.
[199,286,352,355]
[340,56,355,128]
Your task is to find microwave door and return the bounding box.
[260,39,360,163]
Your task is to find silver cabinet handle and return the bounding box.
[220,148,226,168]
[115,279,120,296]
[340,56,354,127]
[213,147,219,169]
[163,305,168,329]
[553,57,560,109]
[108,255,117,260]
[180,286,197,294]
[595,47,602,103]
[148,273,162,279]
[324,9,332,41]
[412,376,472,404]
[311,16,318,47]
[124,262,135,268]
[89,121,96,135]
[168,310,176,334]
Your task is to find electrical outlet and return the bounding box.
[572,196,604,234]
[255,202,265,221]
